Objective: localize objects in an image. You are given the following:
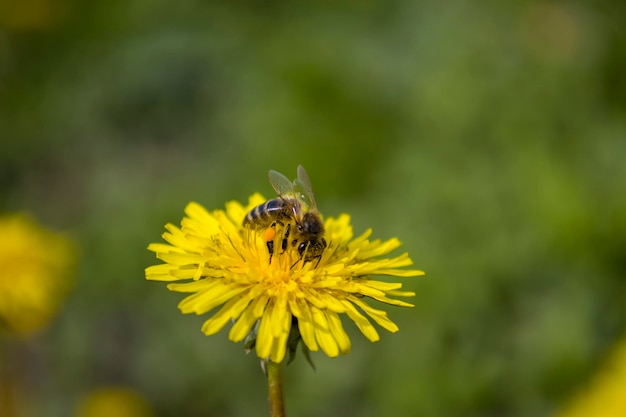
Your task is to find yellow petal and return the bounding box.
[349,296,400,333]
[146,243,183,254]
[201,294,249,336]
[311,306,339,357]
[269,327,290,363]
[228,303,258,342]
[341,300,380,342]
[294,299,319,352]
[326,310,351,354]
[175,283,247,315]
[324,214,354,244]
[256,310,275,359]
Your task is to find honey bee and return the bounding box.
[243,165,327,262]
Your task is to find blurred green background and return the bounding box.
[2,0,626,416]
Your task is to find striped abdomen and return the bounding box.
[243,198,296,229]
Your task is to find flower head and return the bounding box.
[146,193,423,363]
[0,214,75,336]
[76,386,154,417]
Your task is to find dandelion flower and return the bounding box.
[0,214,75,336]
[76,387,154,417]
[146,190,423,364]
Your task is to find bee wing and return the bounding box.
[268,169,295,197]
[294,165,318,209]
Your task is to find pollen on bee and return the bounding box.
[263,227,277,242]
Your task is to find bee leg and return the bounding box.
[266,240,274,256]
[262,222,279,263]
[281,223,291,253]
[290,258,302,270]
[312,238,327,266]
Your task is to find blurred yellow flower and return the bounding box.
[0,0,68,31]
[554,339,626,417]
[146,193,423,363]
[0,214,75,336]
[76,387,153,417]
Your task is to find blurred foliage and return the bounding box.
[1,0,626,416]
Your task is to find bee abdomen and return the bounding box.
[243,199,289,229]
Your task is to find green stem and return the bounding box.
[267,360,285,417]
